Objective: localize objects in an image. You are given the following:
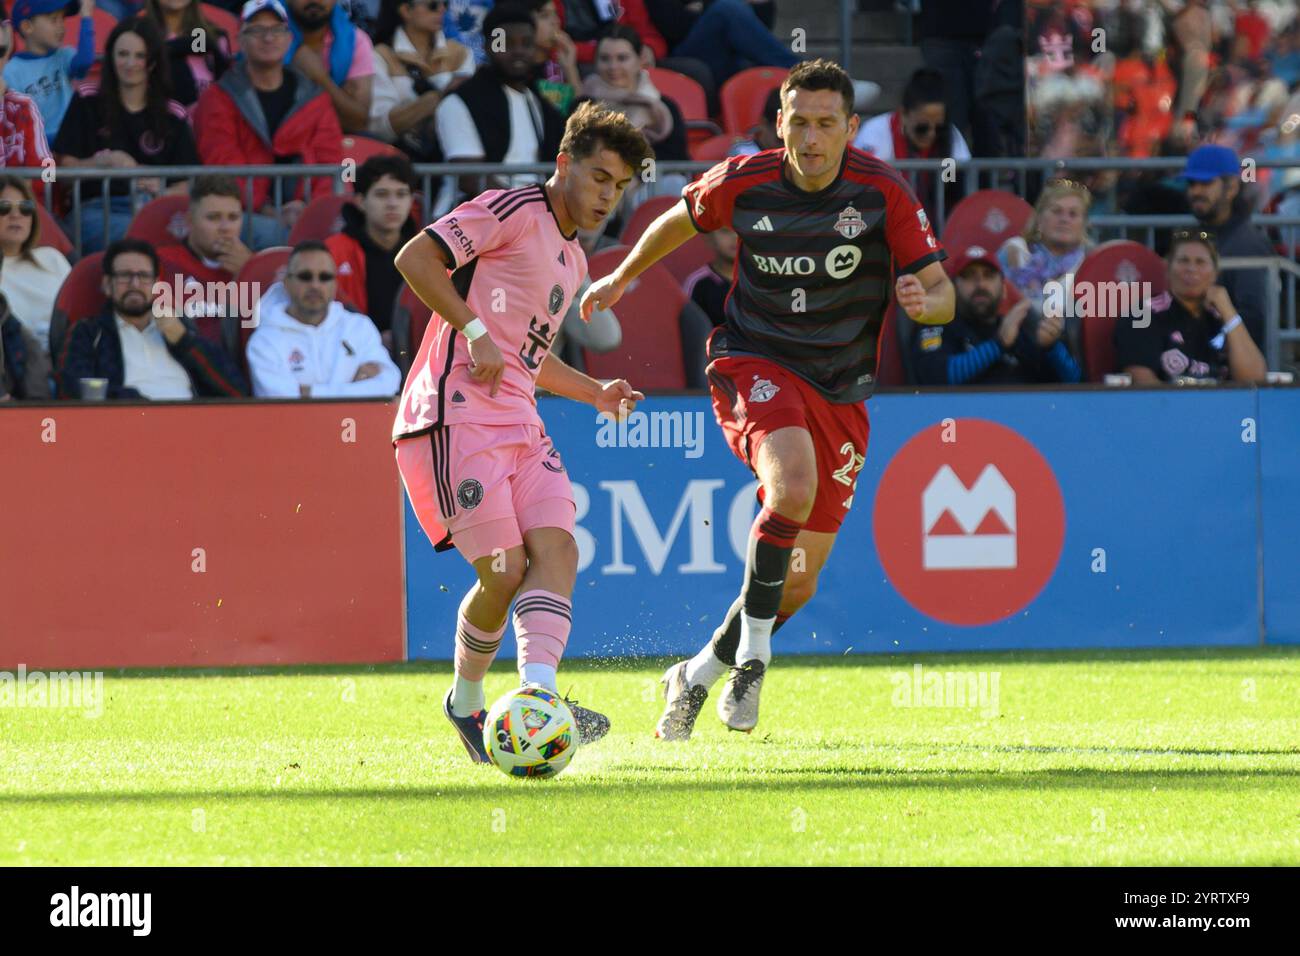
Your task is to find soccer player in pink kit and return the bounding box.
[393,102,652,763]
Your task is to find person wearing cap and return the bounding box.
[910,244,1081,386]
[1183,143,1276,353]
[2,0,95,144]
[1115,229,1267,385]
[193,0,344,238]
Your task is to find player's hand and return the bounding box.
[999,299,1031,348]
[580,274,627,322]
[1205,284,1235,321]
[594,379,644,421]
[1035,310,1064,348]
[895,273,928,320]
[467,333,505,396]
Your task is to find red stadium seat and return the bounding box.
[941,189,1035,254]
[15,9,117,55]
[620,195,713,283]
[391,283,433,377]
[719,67,787,136]
[619,195,680,245]
[583,247,687,390]
[125,194,191,247]
[690,133,746,162]
[49,252,107,387]
[201,3,241,54]
[287,194,349,244]
[341,135,405,173]
[646,67,720,150]
[236,246,293,353]
[1072,240,1169,381]
[36,204,75,257]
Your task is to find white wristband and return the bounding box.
[1221,314,1243,336]
[463,317,488,341]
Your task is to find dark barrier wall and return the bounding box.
[0,402,404,669]
[406,389,1294,659]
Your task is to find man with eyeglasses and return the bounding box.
[246,239,402,399]
[57,238,248,400]
[194,0,344,238]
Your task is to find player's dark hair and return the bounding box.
[355,154,417,196]
[103,238,160,278]
[289,239,332,262]
[781,58,855,120]
[559,100,654,178]
[901,68,947,113]
[761,86,782,126]
[190,174,242,207]
[596,23,642,56]
[482,1,535,40]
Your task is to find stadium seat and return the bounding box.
[690,133,745,162]
[583,247,687,390]
[719,67,787,136]
[49,252,107,386]
[1072,240,1169,381]
[236,246,293,353]
[287,194,349,244]
[201,3,241,54]
[341,135,405,172]
[125,194,191,247]
[619,195,713,283]
[941,189,1035,255]
[646,66,720,149]
[620,194,680,245]
[390,283,433,378]
[36,204,75,258]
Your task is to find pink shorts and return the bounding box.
[395,422,576,562]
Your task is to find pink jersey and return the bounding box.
[393,184,588,442]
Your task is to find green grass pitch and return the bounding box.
[2,647,1297,866]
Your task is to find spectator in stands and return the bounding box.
[194,0,344,242]
[1166,0,1213,121]
[370,0,475,157]
[997,178,1092,326]
[3,0,95,145]
[0,24,55,201]
[143,0,234,116]
[0,175,71,360]
[58,238,248,399]
[583,26,686,162]
[434,2,564,202]
[156,175,253,351]
[285,0,375,133]
[0,289,52,399]
[728,87,781,157]
[683,224,735,328]
[911,244,1081,386]
[53,18,200,254]
[324,154,419,346]
[1182,143,1275,350]
[1114,229,1267,384]
[529,0,580,117]
[246,239,402,398]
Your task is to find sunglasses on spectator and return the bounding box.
[909,122,945,136]
[408,0,447,8]
[111,271,156,285]
[0,200,34,217]
[241,25,291,40]
[291,271,336,283]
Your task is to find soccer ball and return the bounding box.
[483,686,579,779]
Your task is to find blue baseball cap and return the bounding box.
[1182,145,1240,182]
[11,0,79,25]
[240,0,289,21]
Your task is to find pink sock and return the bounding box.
[513,590,572,670]
[455,592,506,682]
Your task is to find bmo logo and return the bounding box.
[873,418,1065,626]
[751,254,815,276]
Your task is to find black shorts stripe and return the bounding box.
[430,427,455,518]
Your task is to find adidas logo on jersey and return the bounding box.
[451,391,466,403]
[557,250,565,265]
[753,216,774,231]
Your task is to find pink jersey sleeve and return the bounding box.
[425,194,523,270]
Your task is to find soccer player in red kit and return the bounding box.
[582,59,956,738]
[394,103,651,763]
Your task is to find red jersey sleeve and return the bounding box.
[882,175,946,274]
[681,156,748,233]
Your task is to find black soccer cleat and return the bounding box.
[563,693,611,745]
[654,660,709,741]
[442,687,491,764]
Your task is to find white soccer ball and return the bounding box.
[483,686,579,779]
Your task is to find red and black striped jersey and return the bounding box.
[682,144,946,403]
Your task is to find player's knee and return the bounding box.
[477,561,526,603]
[768,474,817,523]
[525,531,579,574]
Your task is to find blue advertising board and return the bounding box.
[1260,388,1300,643]
[406,390,1268,660]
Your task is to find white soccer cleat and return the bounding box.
[717,659,766,733]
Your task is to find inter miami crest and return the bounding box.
[835,204,865,239]
[456,478,484,510]
[548,284,565,316]
[542,447,565,473]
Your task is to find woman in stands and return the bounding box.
[583,25,687,162]
[0,175,71,362]
[142,0,233,117]
[528,0,581,118]
[53,18,199,254]
[997,177,1094,357]
[369,0,474,157]
[1114,230,1267,385]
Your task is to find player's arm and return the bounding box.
[536,352,644,418]
[895,260,955,327]
[394,230,506,396]
[580,199,698,320]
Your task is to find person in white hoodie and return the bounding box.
[247,240,403,399]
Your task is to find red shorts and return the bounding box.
[707,355,870,534]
